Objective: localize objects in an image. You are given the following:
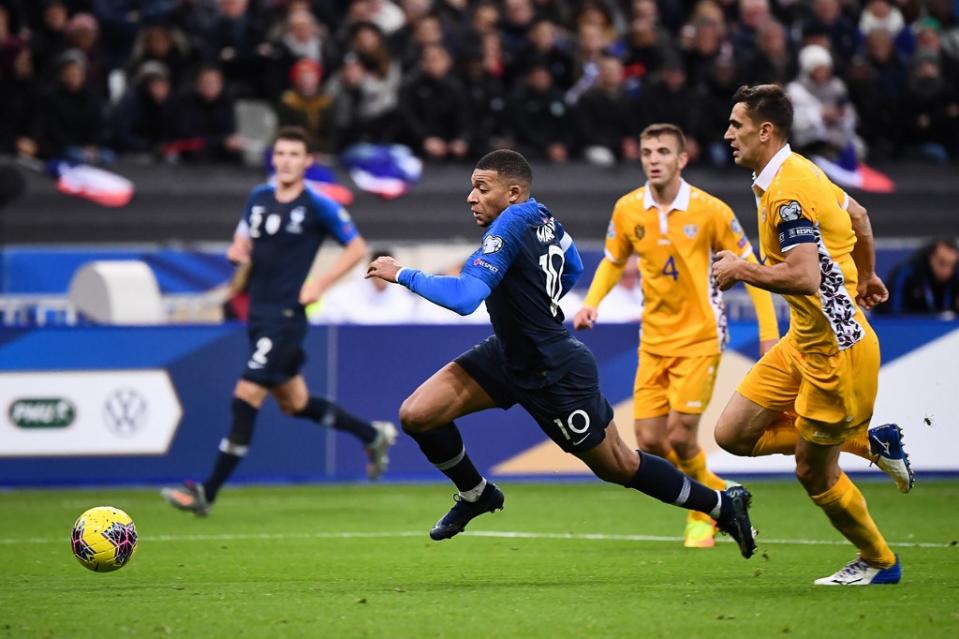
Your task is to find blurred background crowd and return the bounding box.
[1,0,957,169]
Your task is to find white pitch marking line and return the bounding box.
[0,530,953,549]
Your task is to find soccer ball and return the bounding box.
[70,506,138,572]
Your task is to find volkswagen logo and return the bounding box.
[102,388,148,437]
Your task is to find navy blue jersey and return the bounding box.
[239,184,358,314]
[460,198,582,385]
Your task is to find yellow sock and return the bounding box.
[677,450,726,490]
[809,472,896,568]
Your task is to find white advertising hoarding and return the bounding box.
[0,370,182,457]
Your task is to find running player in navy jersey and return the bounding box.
[366,149,758,557]
[162,127,397,516]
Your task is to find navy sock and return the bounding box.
[204,398,258,502]
[408,422,483,492]
[296,397,377,445]
[627,450,726,518]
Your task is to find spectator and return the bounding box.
[878,240,959,315]
[682,15,730,88]
[804,0,861,68]
[636,55,700,160]
[64,13,107,95]
[692,53,739,165]
[38,50,110,163]
[621,16,673,86]
[276,58,335,155]
[926,0,959,60]
[517,19,574,91]
[311,249,419,324]
[859,0,913,56]
[740,18,796,86]
[206,0,271,98]
[863,28,909,112]
[0,44,39,158]
[30,0,70,79]
[110,61,180,158]
[787,44,861,159]
[93,0,175,70]
[575,54,640,165]
[505,57,572,163]
[565,22,609,105]
[273,7,326,68]
[127,21,192,92]
[914,19,959,84]
[500,0,536,57]
[398,43,469,160]
[730,0,768,60]
[177,65,242,162]
[901,52,959,161]
[396,12,446,72]
[327,22,401,147]
[460,44,507,156]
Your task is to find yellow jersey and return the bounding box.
[591,179,779,357]
[752,145,866,354]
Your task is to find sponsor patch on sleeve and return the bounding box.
[472,258,499,273]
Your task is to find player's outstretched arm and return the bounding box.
[300,236,368,305]
[573,258,625,330]
[713,244,820,296]
[366,256,492,316]
[846,196,889,310]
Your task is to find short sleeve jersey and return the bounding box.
[603,180,757,356]
[239,184,358,314]
[460,198,579,385]
[753,145,865,353]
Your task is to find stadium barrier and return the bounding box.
[0,320,955,486]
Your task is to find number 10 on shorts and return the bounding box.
[553,409,591,445]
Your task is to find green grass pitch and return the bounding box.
[1,479,957,638]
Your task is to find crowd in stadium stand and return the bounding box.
[0,0,957,167]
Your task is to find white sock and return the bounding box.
[458,478,487,503]
[709,490,723,520]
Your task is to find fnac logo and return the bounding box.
[8,398,76,428]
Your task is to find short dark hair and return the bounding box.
[640,123,686,152]
[475,149,532,186]
[274,126,312,152]
[731,84,793,137]
[371,248,394,261]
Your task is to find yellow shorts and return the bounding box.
[737,328,880,445]
[634,352,721,419]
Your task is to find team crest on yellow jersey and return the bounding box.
[684,224,698,238]
[635,224,645,239]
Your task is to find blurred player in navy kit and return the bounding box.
[163,127,396,515]
[366,149,758,558]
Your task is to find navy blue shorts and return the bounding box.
[241,314,307,388]
[455,336,613,453]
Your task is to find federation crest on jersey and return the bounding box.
[536,218,556,243]
[483,235,504,254]
[286,206,305,233]
[606,221,616,239]
[730,219,743,235]
[634,224,645,240]
[337,207,352,222]
[684,224,698,238]
[778,201,802,222]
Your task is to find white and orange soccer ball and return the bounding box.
[70,506,138,572]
